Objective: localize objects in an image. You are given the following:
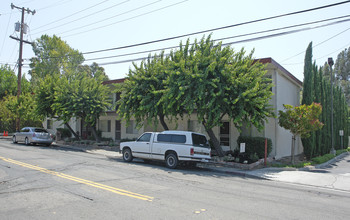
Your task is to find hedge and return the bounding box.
[237,136,272,159]
[57,128,72,139]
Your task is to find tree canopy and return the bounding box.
[118,35,274,156]
[29,34,84,85]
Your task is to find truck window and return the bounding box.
[157,134,186,144]
[192,133,209,147]
[137,133,151,142]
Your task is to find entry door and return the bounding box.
[220,122,230,146]
[115,120,121,141]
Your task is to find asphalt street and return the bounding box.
[1,139,350,219]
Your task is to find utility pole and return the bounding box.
[328,57,335,155]
[10,3,35,131]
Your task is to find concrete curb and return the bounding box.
[315,151,350,169]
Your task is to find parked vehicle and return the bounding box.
[120,130,211,169]
[12,127,54,146]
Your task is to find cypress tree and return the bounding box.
[302,42,315,158]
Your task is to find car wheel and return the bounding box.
[165,152,178,169]
[25,137,30,146]
[122,148,133,162]
[45,143,51,147]
[12,136,17,144]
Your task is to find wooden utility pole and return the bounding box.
[10,3,35,131]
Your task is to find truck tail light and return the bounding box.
[190,148,194,155]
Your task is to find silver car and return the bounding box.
[12,127,54,146]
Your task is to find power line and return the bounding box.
[81,0,350,55]
[84,15,350,62]
[36,0,73,11]
[32,0,131,35]
[61,0,187,38]
[281,26,350,62]
[55,0,162,36]
[94,17,350,66]
[32,0,111,31]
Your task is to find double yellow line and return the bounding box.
[0,156,153,201]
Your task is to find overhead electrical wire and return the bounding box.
[84,15,350,62]
[32,0,111,31]
[281,26,350,62]
[32,0,131,35]
[61,0,187,38]
[80,0,350,55]
[95,17,350,66]
[56,0,162,36]
[19,1,350,68]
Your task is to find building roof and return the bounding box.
[256,57,302,87]
[103,57,303,87]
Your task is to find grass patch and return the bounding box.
[269,148,349,168]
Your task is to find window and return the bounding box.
[137,133,151,142]
[157,134,186,144]
[192,133,209,147]
[35,128,48,133]
[126,121,138,134]
[220,122,230,146]
[47,120,53,129]
[99,120,111,132]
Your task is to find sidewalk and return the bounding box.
[55,141,350,192]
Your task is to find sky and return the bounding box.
[1,0,350,81]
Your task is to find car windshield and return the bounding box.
[34,128,48,133]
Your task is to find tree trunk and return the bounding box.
[159,114,169,130]
[206,127,225,157]
[90,124,100,143]
[291,135,296,164]
[64,122,79,139]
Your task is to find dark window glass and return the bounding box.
[157,134,171,142]
[35,128,48,133]
[220,122,230,134]
[192,133,209,147]
[137,133,151,142]
[171,134,186,143]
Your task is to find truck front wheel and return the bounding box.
[122,148,133,162]
[165,153,178,169]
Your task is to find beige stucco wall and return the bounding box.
[266,66,302,159]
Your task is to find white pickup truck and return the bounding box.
[120,130,211,168]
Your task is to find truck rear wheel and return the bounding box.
[122,148,133,162]
[165,153,178,169]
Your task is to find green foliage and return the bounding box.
[57,128,72,138]
[237,136,272,159]
[29,34,84,85]
[301,43,349,159]
[311,154,335,164]
[0,93,42,132]
[119,35,274,156]
[117,52,171,130]
[0,65,17,99]
[278,103,323,138]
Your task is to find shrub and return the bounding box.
[57,128,72,138]
[237,136,272,159]
[311,154,335,164]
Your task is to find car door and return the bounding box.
[131,133,152,159]
[18,128,27,142]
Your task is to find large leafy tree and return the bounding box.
[52,71,110,142]
[118,52,173,130]
[166,36,274,156]
[0,65,17,99]
[29,34,84,85]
